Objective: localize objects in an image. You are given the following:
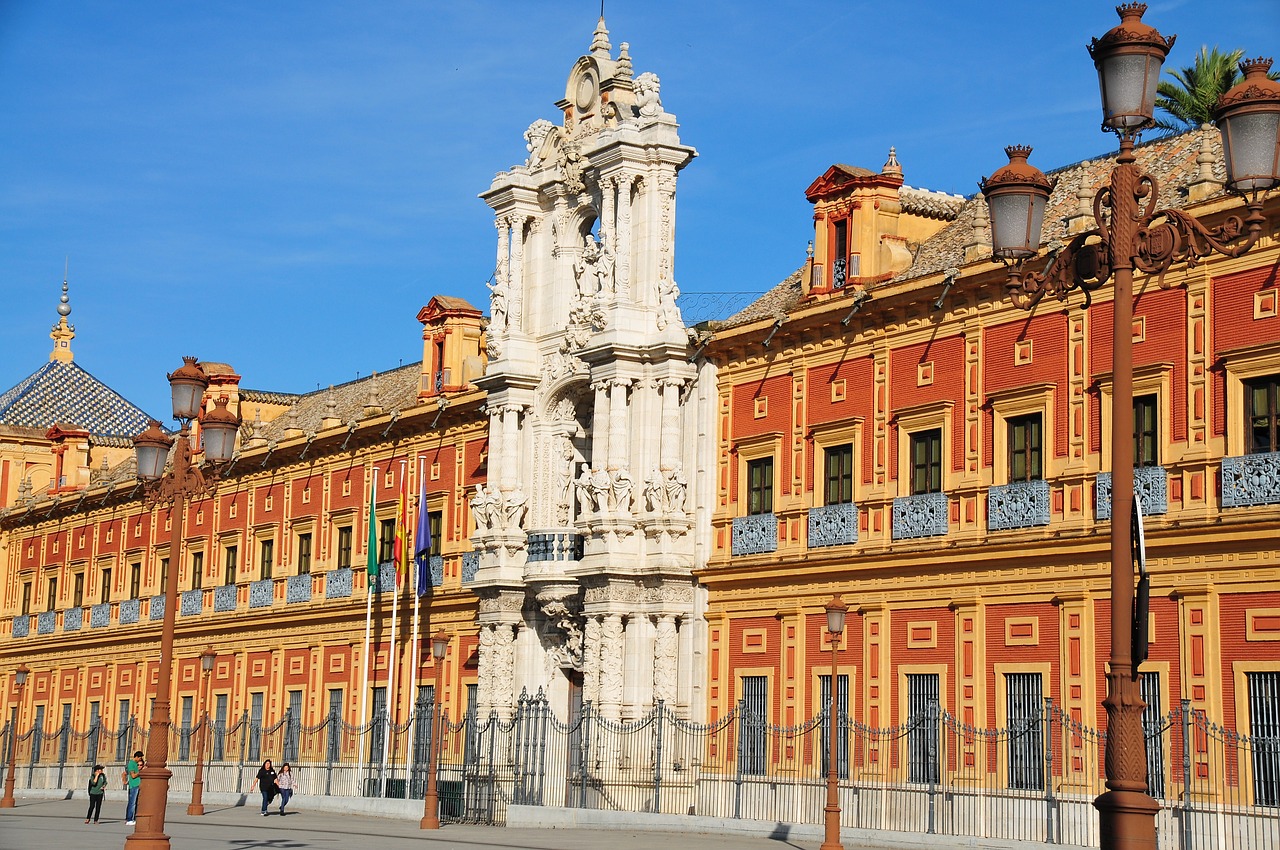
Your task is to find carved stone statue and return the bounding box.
[470,483,493,532]
[611,465,634,515]
[504,483,529,530]
[556,438,576,525]
[524,118,555,168]
[574,462,598,516]
[644,466,665,513]
[634,72,663,118]
[664,463,688,515]
[656,278,681,330]
[486,278,509,333]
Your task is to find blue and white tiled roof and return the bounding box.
[0,360,157,442]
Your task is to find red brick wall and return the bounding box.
[889,606,955,720]
[982,314,1070,465]
[730,375,792,501]
[1211,265,1280,437]
[1219,590,1280,731]
[889,336,966,476]
[985,602,1060,726]
[807,358,875,487]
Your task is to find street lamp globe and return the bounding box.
[1215,57,1280,195]
[1087,3,1174,133]
[824,596,848,636]
[167,356,209,421]
[134,420,175,482]
[200,647,217,674]
[201,398,240,464]
[980,146,1053,261]
[432,630,450,660]
[13,664,29,688]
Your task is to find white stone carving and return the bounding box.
[573,234,615,299]
[634,72,663,118]
[503,483,529,530]
[610,465,635,515]
[656,277,681,330]
[486,278,509,334]
[524,118,555,168]
[555,437,576,526]
[653,614,678,705]
[470,483,499,532]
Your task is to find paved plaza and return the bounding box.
[0,796,1044,850]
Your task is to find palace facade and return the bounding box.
[2,17,1278,807]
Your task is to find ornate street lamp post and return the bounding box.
[186,647,217,816]
[821,596,848,850]
[127,358,239,850]
[981,7,1280,849]
[0,663,31,808]
[420,629,450,829]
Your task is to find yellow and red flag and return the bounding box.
[393,475,408,586]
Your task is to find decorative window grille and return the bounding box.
[907,673,940,784]
[738,676,768,776]
[1248,671,1280,806]
[818,673,849,778]
[1006,672,1044,791]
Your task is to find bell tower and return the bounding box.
[470,17,706,723]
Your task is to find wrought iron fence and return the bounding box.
[2,695,1276,849]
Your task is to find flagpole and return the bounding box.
[357,466,377,789]
[408,455,423,779]
[380,460,406,796]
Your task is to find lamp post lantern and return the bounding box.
[981,8,1280,849]
[127,358,238,850]
[420,629,450,830]
[821,596,848,850]
[0,663,31,808]
[186,647,217,816]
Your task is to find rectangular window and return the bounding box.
[824,444,855,506]
[260,539,274,580]
[46,576,57,612]
[21,581,31,615]
[1134,394,1159,467]
[158,557,168,594]
[1246,376,1280,454]
[1006,672,1044,791]
[1247,671,1280,807]
[429,512,443,557]
[906,673,940,784]
[1140,671,1165,797]
[100,569,111,605]
[746,458,774,516]
[58,704,72,764]
[73,573,84,609]
[378,519,396,564]
[910,429,943,495]
[818,674,849,778]
[284,690,302,762]
[1008,414,1043,482]
[224,545,238,586]
[248,693,264,763]
[213,693,228,761]
[86,701,101,762]
[336,526,353,569]
[369,687,388,768]
[31,705,45,763]
[832,218,849,289]
[326,689,344,763]
[738,676,768,776]
[190,553,203,591]
[297,533,312,575]
[179,696,193,761]
[129,562,141,599]
[115,698,132,760]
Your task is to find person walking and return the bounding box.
[123,751,143,824]
[85,764,107,823]
[248,759,277,816]
[275,762,295,815]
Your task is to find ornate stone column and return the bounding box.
[476,624,496,715]
[607,379,631,471]
[601,177,616,290]
[583,615,602,707]
[652,614,678,706]
[660,378,683,471]
[599,613,625,721]
[487,407,503,492]
[501,404,522,492]
[509,215,526,330]
[591,379,611,471]
[492,623,518,721]
[495,219,510,288]
[615,174,633,297]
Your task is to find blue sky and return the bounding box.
[2,1,1277,422]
